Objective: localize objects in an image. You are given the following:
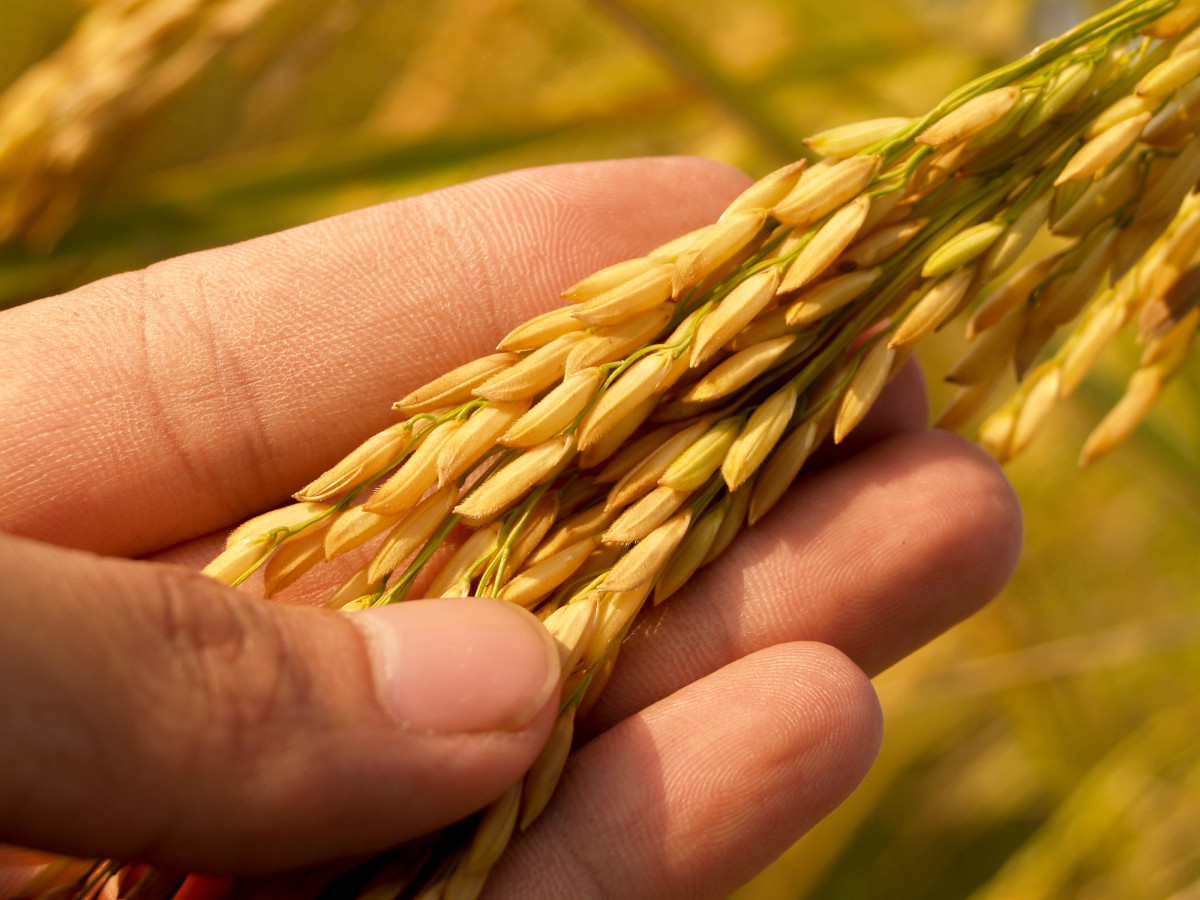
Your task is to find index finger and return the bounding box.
[0,158,751,557]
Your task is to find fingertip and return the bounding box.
[822,428,1024,668]
[743,642,883,806]
[910,429,1025,609]
[349,596,561,734]
[487,642,882,900]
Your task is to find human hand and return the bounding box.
[0,157,1021,897]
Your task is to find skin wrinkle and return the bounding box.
[135,264,228,525]
[153,573,307,767]
[145,259,296,542]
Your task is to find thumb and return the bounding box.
[0,533,559,873]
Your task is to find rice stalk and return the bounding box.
[0,0,302,251]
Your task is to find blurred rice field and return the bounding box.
[3,0,1199,897]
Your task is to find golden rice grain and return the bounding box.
[704,481,754,562]
[722,382,798,491]
[977,403,1018,461]
[890,265,978,349]
[454,435,576,521]
[518,707,577,831]
[836,218,927,270]
[502,490,562,576]
[785,268,882,326]
[1141,80,1200,148]
[1051,158,1142,237]
[259,530,333,596]
[1137,47,1200,98]
[1034,227,1117,327]
[967,254,1058,338]
[1142,305,1199,368]
[690,269,781,365]
[597,510,692,592]
[577,352,674,451]
[1055,112,1152,184]
[367,485,459,583]
[460,784,521,877]
[564,304,673,374]
[932,371,1004,432]
[917,87,1021,146]
[202,534,272,586]
[396,353,517,413]
[1144,0,1200,38]
[327,568,381,611]
[501,369,602,447]
[495,305,587,352]
[804,117,914,157]
[583,585,652,672]
[955,303,1026,375]
[678,334,803,403]
[922,221,1005,279]
[834,340,895,443]
[594,420,690,483]
[426,524,501,597]
[571,264,674,326]
[364,419,463,515]
[1079,366,1162,465]
[652,503,724,605]
[659,417,743,492]
[906,141,980,200]
[602,485,692,543]
[577,395,659,468]
[748,419,821,525]
[438,400,530,485]
[325,505,405,560]
[228,501,334,546]
[1060,299,1129,396]
[561,257,661,302]
[778,194,871,293]
[542,596,600,676]
[771,155,880,230]
[671,210,768,295]
[606,417,712,510]
[498,537,595,607]
[727,306,797,350]
[648,225,712,262]
[473,333,584,401]
[720,160,808,218]
[295,423,417,501]
[526,501,615,566]
[1085,94,1157,139]
[1135,138,1200,222]
[1009,364,1063,456]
